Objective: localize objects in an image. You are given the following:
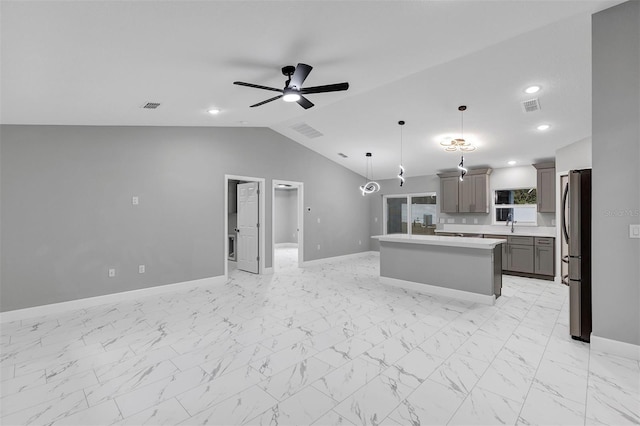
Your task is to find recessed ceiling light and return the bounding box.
[525,85,541,94]
[208,109,220,115]
[537,124,551,131]
[508,160,517,166]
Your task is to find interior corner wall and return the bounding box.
[0,125,370,312]
[592,0,640,346]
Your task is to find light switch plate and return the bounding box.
[132,196,139,205]
[630,224,640,239]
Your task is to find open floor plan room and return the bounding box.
[1,252,638,425]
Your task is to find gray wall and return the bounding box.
[0,125,371,311]
[592,1,640,346]
[274,188,298,244]
[556,137,592,172]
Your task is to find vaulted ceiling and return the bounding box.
[0,1,623,178]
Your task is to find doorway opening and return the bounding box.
[272,180,304,271]
[225,175,266,278]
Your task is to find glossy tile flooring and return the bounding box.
[1,248,639,425]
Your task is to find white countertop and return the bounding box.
[434,224,556,238]
[372,234,506,249]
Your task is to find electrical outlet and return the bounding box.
[108,268,116,278]
[462,218,467,224]
[132,196,139,205]
[317,244,320,250]
[138,265,145,274]
[317,217,321,224]
[630,224,640,239]
[359,240,362,245]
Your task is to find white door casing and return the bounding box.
[237,181,259,273]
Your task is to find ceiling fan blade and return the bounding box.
[301,82,349,94]
[289,63,313,89]
[250,95,283,107]
[234,81,282,93]
[297,96,314,109]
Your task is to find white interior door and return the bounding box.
[237,182,259,273]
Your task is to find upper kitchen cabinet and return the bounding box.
[533,162,556,213]
[438,168,491,213]
[439,176,459,213]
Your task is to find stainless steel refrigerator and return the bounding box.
[561,169,592,342]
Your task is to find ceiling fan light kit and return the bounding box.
[233,63,349,110]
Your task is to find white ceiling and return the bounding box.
[0,0,623,178]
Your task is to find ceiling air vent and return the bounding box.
[522,98,541,113]
[338,153,348,158]
[141,102,161,109]
[290,122,324,139]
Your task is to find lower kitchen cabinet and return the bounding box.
[534,237,555,276]
[508,242,534,273]
[485,234,554,278]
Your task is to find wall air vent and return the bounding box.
[290,122,324,139]
[338,153,348,158]
[142,102,161,109]
[522,98,541,113]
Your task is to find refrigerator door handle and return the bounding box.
[561,181,569,244]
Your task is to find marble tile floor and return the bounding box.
[1,249,639,425]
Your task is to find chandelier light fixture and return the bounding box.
[441,105,477,152]
[359,152,380,196]
[398,120,405,187]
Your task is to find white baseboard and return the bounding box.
[591,334,640,361]
[0,275,227,324]
[302,251,377,267]
[379,276,495,306]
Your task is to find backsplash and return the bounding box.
[438,212,556,227]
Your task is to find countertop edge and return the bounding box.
[372,235,506,249]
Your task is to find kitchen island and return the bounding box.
[372,234,506,305]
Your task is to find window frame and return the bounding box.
[382,192,438,236]
[492,187,538,226]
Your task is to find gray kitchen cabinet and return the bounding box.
[508,243,534,273]
[535,237,555,276]
[438,168,491,213]
[459,174,489,213]
[534,162,556,213]
[506,236,534,273]
[439,176,459,213]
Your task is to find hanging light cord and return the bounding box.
[398,120,405,187]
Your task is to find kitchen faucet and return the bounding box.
[506,212,517,233]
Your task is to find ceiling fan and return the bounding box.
[233,63,349,109]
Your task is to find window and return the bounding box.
[493,188,537,225]
[384,193,437,235]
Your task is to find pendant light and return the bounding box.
[458,155,467,181]
[440,105,476,152]
[359,152,380,196]
[397,120,405,187]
